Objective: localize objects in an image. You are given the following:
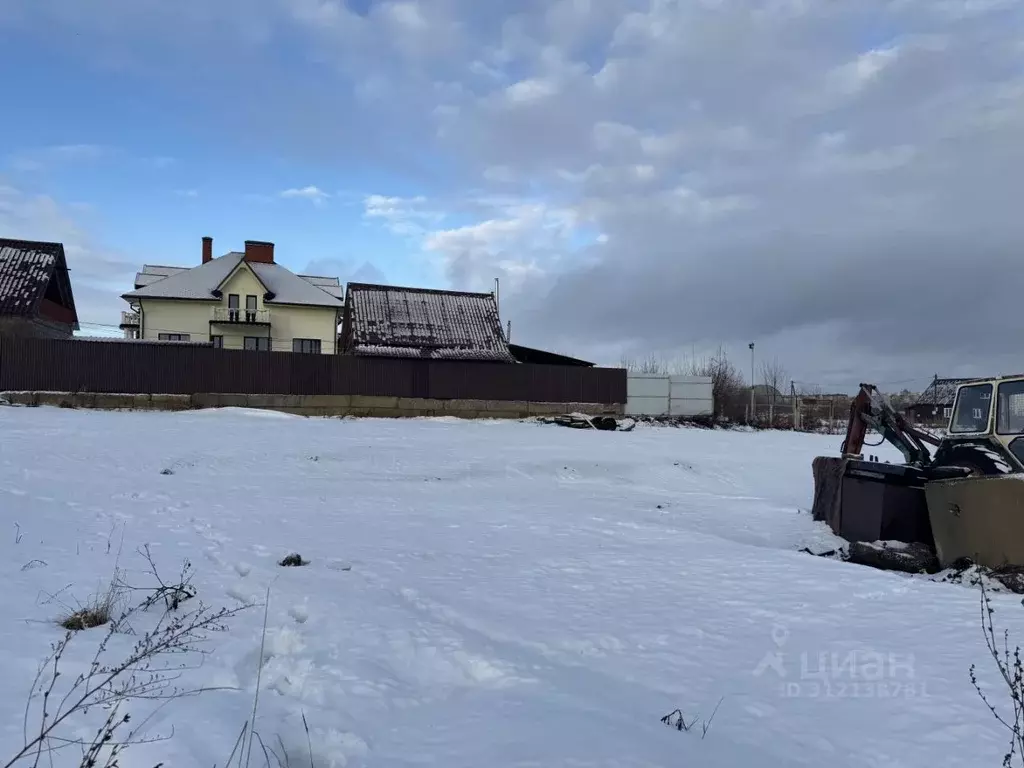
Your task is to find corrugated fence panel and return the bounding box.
[0,337,627,404]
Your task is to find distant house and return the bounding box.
[120,237,344,353]
[0,238,79,338]
[905,378,984,425]
[339,282,516,363]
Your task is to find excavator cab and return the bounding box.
[934,377,1024,474]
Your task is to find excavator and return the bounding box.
[811,376,1024,568]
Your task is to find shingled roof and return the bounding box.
[0,238,79,328]
[341,282,515,363]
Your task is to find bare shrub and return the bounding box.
[971,580,1024,766]
[126,544,197,611]
[686,348,745,420]
[5,549,248,768]
[660,697,723,740]
[278,554,309,568]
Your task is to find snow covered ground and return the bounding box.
[2,406,1022,767]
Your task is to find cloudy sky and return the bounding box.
[1,0,1021,391]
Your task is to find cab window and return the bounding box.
[997,380,1024,435]
[950,383,993,433]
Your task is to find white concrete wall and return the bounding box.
[626,374,713,417]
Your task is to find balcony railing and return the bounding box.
[119,311,140,328]
[211,307,271,325]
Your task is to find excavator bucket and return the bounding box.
[811,456,934,545]
[811,456,847,532]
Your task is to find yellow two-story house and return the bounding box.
[120,237,344,353]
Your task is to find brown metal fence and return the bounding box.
[0,337,626,404]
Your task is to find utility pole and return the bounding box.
[791,380,799,431]
[749,342,755,424]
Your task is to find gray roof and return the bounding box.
[123,253,343,308]
[0,238,79,326]
[298,275,345,299]
[134,265,187,289]
[342,282,515,363]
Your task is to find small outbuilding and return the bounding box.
[0,238,79,338]
[339,282,517,363]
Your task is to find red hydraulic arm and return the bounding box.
[841,384,939,465]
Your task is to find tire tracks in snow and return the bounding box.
[381,580,685,737]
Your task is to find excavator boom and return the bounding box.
[841,384,938,466]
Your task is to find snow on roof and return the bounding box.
[123,254,343,308]
[249,262,343,307]
[134,264,188,289]
[343,282,515,363]
[0,239,77,323]
[298,275,345,299]
[124,253,242,300]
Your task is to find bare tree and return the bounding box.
[759,358,788,426]
[686,347,744,420]
[620,355,667,375]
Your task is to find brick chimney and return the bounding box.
[202,236,213,264]
[244,240,275,264]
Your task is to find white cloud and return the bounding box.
[0,182,138,327]
[146,155,176,169]
[504,77,559,104]
[280,185,331,205]
[362,193,443,236]
[5,0,1024,386]
[831,45,903,96]
[7,144,107,172]
[50,144,106,159]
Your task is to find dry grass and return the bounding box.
[56,570,127,632]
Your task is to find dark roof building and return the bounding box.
[913,378,984,408]
[905,377,986,424]
[339,282,516,363]
[0,238,79,338]
[508,343,593,367]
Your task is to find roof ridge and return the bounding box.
[346,282,495,299]
[0,238,65,250]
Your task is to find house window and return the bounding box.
[244,336,271,351]
[158,333,190,342]
[228,293,240,321]
[292,338,321,354]
[943,407,952,419]
[210,335,223,348]
[245,295,258,322]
